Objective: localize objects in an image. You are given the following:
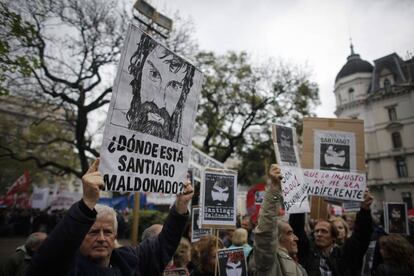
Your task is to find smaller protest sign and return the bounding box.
[201,168,237,228]
[280,166,310,214]
[383,202,409,235]
[272,124,300,167]
[191,207,212,242]
[342,200,362,212]
[305,169,366,201]
[218,247,247,276]
[31,186,50,210]
[50,191,82,210]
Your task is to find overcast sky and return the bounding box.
[150,0,414,117]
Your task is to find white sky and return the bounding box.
[150,0,414,117]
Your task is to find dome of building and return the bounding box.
[335,44,373,82]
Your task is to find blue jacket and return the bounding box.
[27,199,188,275]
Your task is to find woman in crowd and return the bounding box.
[191,235,224,276]
[329,216,349,245]
[228,228,253,259]
[164,237,192,275]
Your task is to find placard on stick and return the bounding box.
[200,168,237,229]
[217,247,247,276]
[99,24,203,194]
[302,117,365,219]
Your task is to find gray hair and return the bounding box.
[95,204,118,233]
[276,220,289,243]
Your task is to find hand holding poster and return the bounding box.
[218,247,247,276]
[99,24,203,194]
[201,168,237,228]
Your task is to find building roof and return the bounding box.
[335,44,373,82]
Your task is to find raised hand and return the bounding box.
[268,164,282,191]
[361,188,374,210]
[82,159,104,210]
[175,181,194,215]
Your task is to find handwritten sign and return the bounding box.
[305,169,366,201]
[280,166,310,213]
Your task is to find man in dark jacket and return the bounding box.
[290,190,374,276]
[27,159,193,275]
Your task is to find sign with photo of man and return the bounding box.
[384,202,409,235]
[99,24,203,194]
[217,247,247,276]
[201,169,237,228]
[191,207,212,242]
[272,124,300,167]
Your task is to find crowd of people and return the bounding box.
[1,161,414,276]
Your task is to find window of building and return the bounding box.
[391,132,402,149]
[402,192,413,209]
[348,88,354,101]
[387,107,397,121]
[384,79,391,93]
[395,157,408,177]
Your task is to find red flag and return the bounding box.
[6,171,30,196]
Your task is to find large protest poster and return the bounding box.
[201,168,237,228]
[272,124,309,214]
[99,24,203,194]
[191,207,212,242]
[218,247,247,276]
[302,117,365,219]
[383,202,409,235]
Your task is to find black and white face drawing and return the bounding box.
[211,181,230,205]
[320,144,350,171]
[387,203,407,234]
[275,125,297,165]
[204,174,234,208]
[226,260,243,276]
[125,33,195,144]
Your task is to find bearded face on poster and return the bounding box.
[126,33,195,145]
[205,178,234,208]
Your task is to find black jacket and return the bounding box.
[27,199,188,275]
[290,209,373,276]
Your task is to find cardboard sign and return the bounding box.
[100,24,203,194]
[191,207,212,242]
[217,247,247,276]
[272,124,309,213]
[201,168,237,228]
[302,117,365,219]
[383,202,409,235]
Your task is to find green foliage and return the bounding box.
[0,2,39,95]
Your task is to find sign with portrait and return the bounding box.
[201,168,237,228]
[217,247,247,276]
[272,124,300,167]
[302,117,365,219]
[383,202,409,235]
[191,207,212,242]
[100,24,203,194]
[314,130,356,171]
[272,124,309,213]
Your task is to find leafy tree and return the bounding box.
[0,0,197,179]
[195,51,319,167]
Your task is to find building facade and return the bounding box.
[334,45,414,210]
